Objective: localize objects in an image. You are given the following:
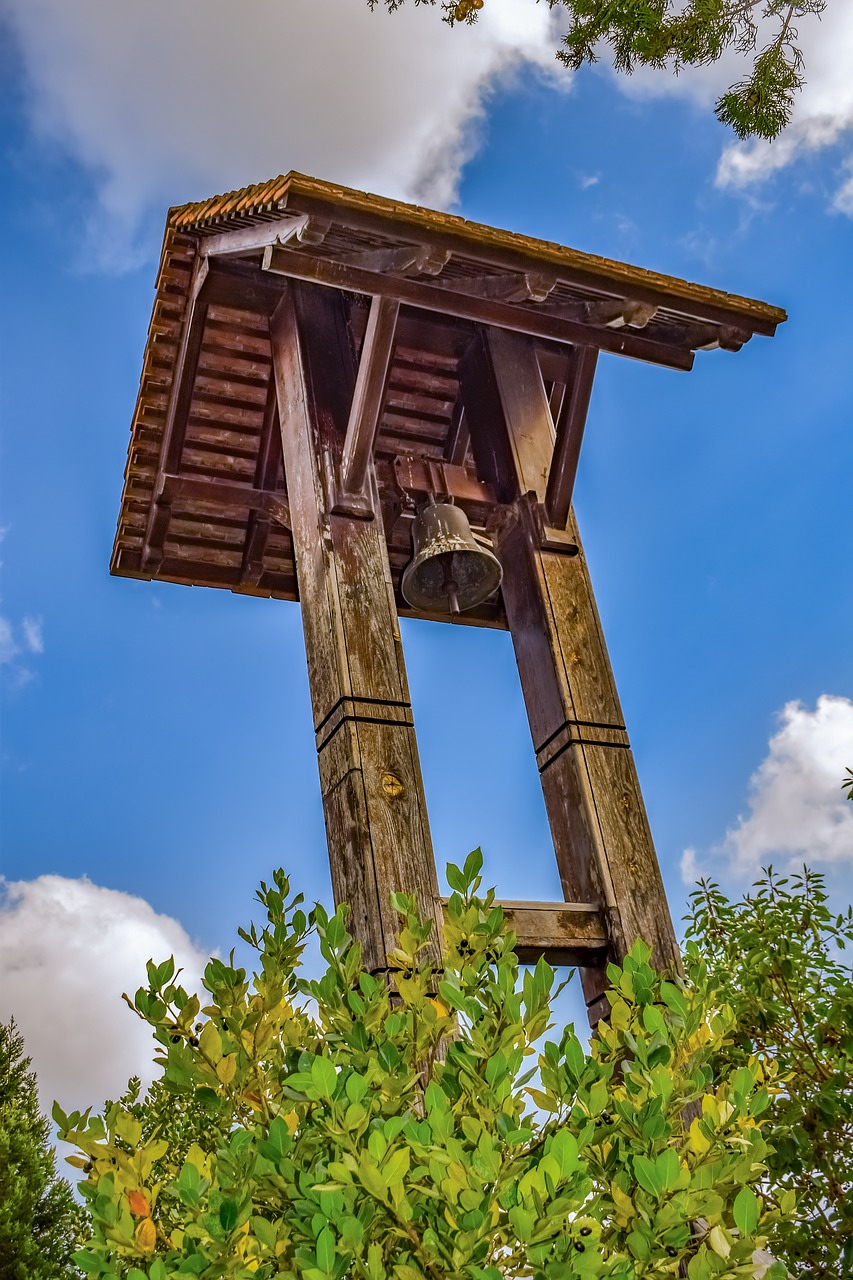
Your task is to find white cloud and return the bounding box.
[679,846,704,885]
[21,615,43,654]
[0,617,17,665]
[1,0,565,268]
[681,696,853,892]
[0,614,43,686]
[591,3,853,213]
[715,3,853,202]
[0,876,209,1115]
[703,695,853,880]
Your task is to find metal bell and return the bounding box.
[401,501,503,615]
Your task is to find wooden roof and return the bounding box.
[112,171,785,626]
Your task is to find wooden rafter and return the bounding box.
[545,346,598,529]
[262,243,695,371]
[337,295,400,515]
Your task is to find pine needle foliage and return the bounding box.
[0,1018,85,1280]
[368,0,827,139]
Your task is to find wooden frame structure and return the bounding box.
[113,172,784,1022]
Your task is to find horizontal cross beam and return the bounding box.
[261,243,695,371]
[159,474,291,526]
[440,898,609,967]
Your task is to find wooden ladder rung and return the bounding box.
[440,898,609,967]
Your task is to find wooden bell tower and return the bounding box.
[113,173,784,1023]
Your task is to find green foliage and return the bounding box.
[685,866,853,1278]
[0,1017,85,1279]
[58,857,786,1279]
[368,0,827,139]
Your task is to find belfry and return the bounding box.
[112,173,784,1024]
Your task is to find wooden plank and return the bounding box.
[393,456,495,506]
[141,248,208,569]
[198,215,308,258]
[270,279,442,974]
[460,328,681,1025]
[160,475,290,526]
[262,244,695,371]
[545,345,598,529]
[339,295,400,512]
[440,898,608,966]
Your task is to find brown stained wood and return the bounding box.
[198,215,308,259]
[184,425,261,453]
[545,346,598,529]
[193,374,270,406]
[461,328,680,1025]
[393,456,495,507]
[160,475,290,527]
[141,246,209,570]
[262,244,695,371]
[270,279,441,974]
[339,296,400,510]
[439,899,608,966]
[172,173,783,335]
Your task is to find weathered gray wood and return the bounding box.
[461,327,680,1023]
[270,280,441,973]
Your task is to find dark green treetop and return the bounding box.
[369,0,827,140]
[0,1017,84,1280]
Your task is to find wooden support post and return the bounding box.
[270,280,442,973]
[460,327,680,1023]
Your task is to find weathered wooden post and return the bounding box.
[112,172,784,1020]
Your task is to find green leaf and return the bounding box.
[462,847,484,886]
[73,1253,106,1275]
[446,863,466,892]
[311,1055,338,1099]
[632,1154,661,1197]
[550,1128,579,1178]
[733,1186,760,1237]
[656,1147,681,1192]
[198,1021,223,1064]
[219,1198,240,1232]
[252,1215,278,1248]
[316,1225,336,1273]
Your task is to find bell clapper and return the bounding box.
[442,559,461,616]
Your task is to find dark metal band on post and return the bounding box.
[314,694,414,753]
[535,718,630,774]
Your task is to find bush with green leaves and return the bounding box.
[57,851,786,1279]
[686,865,853,1278]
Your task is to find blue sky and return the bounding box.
[1,0,852,1113]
